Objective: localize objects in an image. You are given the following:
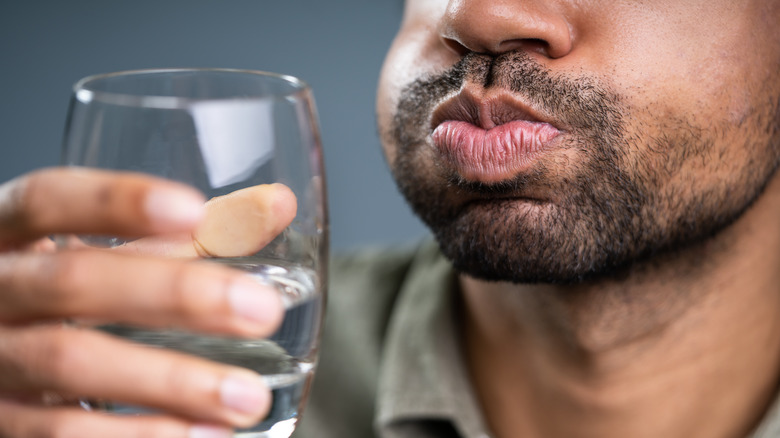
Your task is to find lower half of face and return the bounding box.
[381,52,780,285]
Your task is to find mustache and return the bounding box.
[396,50,624,135]
[392,50,631,198]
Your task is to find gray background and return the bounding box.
[0,1,428,250]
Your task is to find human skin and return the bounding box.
[0,169,292,437]
[377,1,780,437]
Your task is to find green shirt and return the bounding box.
[293,240,780,438]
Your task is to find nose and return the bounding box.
[439,0,573,59]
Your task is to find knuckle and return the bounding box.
[0,173,33,232]
[48,252,91,299]
[158,355,224,414]
[36,328,90,386]
[95,173,141,215]
[157,348,225,404]
[168,262,225,319]
[46,412,80,438]
[0,252,32,293]
[14,253,68,307]
[0,403,81,438]
[8,170,50,231]
[35,411,185,438]
[118,174,150,210]
[92,179,116,209]
[0,402,24,438]
[133,418,190,438]
[102,173,151,223]
[7,172,35,219]
[0,252,90,323]
[168,263,197,315]
[163,358,199,396]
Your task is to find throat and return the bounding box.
[459,239,780,438]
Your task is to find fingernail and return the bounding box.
[189,425,232,438]
[145,187,204,229]
[220,372,270,417]
[228,278,283,326]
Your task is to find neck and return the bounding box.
[462,176,780,438]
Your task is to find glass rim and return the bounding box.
[72,68,312,109]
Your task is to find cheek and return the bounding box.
[377,36,415,166]
[376,57,402,165]
[377,6,461,165]
[618,87,778,219]
[568,1,769,119]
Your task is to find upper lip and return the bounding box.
[430,84,560,131]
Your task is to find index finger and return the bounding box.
[0,168,205,249]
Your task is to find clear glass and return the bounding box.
[60,68,328,438]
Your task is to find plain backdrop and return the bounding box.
[0,0,429,250]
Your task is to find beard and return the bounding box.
[386,51,780,284]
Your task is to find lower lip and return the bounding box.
[431,120,560,183]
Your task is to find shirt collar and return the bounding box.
[375,241,491,438]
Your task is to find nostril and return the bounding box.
[496,38,551,57]
[523,39,553,57]
[442,37,471,57]
[443,35,555,59]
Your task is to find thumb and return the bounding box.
[119,184,297,258]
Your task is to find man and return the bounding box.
[294,1,780,437]
[0,0,779,437]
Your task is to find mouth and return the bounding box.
[429,85,562,184]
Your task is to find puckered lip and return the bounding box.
[430,84,563,132]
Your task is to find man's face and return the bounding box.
[377,0,780,284]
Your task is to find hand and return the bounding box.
[0,168,296,438]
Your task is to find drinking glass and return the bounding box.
[60,68,328,438]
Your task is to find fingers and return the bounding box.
[0,168,205,248]
[122,184,298,258]
[0,170,292,433]
[0,250,283,338]
[0,167,297,258]
[0,400,233,438]
[0,325,270,429]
